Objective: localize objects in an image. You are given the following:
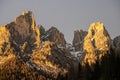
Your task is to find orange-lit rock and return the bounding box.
[82,22,111,66]
[0,11,79,80]
[6,11,41,48]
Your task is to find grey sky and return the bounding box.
[0,0,120,43]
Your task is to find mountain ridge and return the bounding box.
[0,11,120,80]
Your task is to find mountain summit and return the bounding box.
[82,22,111,66]
[0,11,120,80]
[0,11,79,80]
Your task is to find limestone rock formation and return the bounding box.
[72,29,87,51]
[38,25,45,36]
[113,36,120,47]
[6,11,41,48]
[31,41,79,80]
[44,27,66,47]
[38,26,66,48]
[82,22,111,66]
[0,55,47,80]
[0,11,79,80]
[0,27,11,56]
[112,35,120,57]
[0,11,120,80]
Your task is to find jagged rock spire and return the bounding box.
[45,26,66,47]
[5,11,41,48]
[82,22,111,66]
[0,11,79,80]
[72,29,87,51]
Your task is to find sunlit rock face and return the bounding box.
[1,11,120,80]
[0,11,42,79]
[5,11,41,48]
[0,27,11,56]
[73,29,87,51]
[31,41,79,80]
[82,22,111,66]
[0,11,79,80]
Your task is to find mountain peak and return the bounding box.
[82,22,111,66]
[5,11,40,47]
[0,12,120,80]
[21,11,33,15]
[15,11,35,30]
[0,11,79,80]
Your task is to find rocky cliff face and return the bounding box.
[0,11,79,80]
[6,11,41,48]
[0,11,41,56]
[31,41,79,80]
[79,22,120,80]
[82,22,111,66]
[41,26,66,47]
[38,25,45,37]
[0,27,11,56]
[73,29,87,51]
[0,11,120,80]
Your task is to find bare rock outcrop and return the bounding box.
[112,35,120,57]
[45,27,66,47]
[39,26,66,48]
[31,41,79,80]
[1,11,119,80]
[6,11,41,49]
[82,22,111,66]
[38,25,45,36]
[72,29,87,51]
[0,27,11,56]
[0,11,79,80]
